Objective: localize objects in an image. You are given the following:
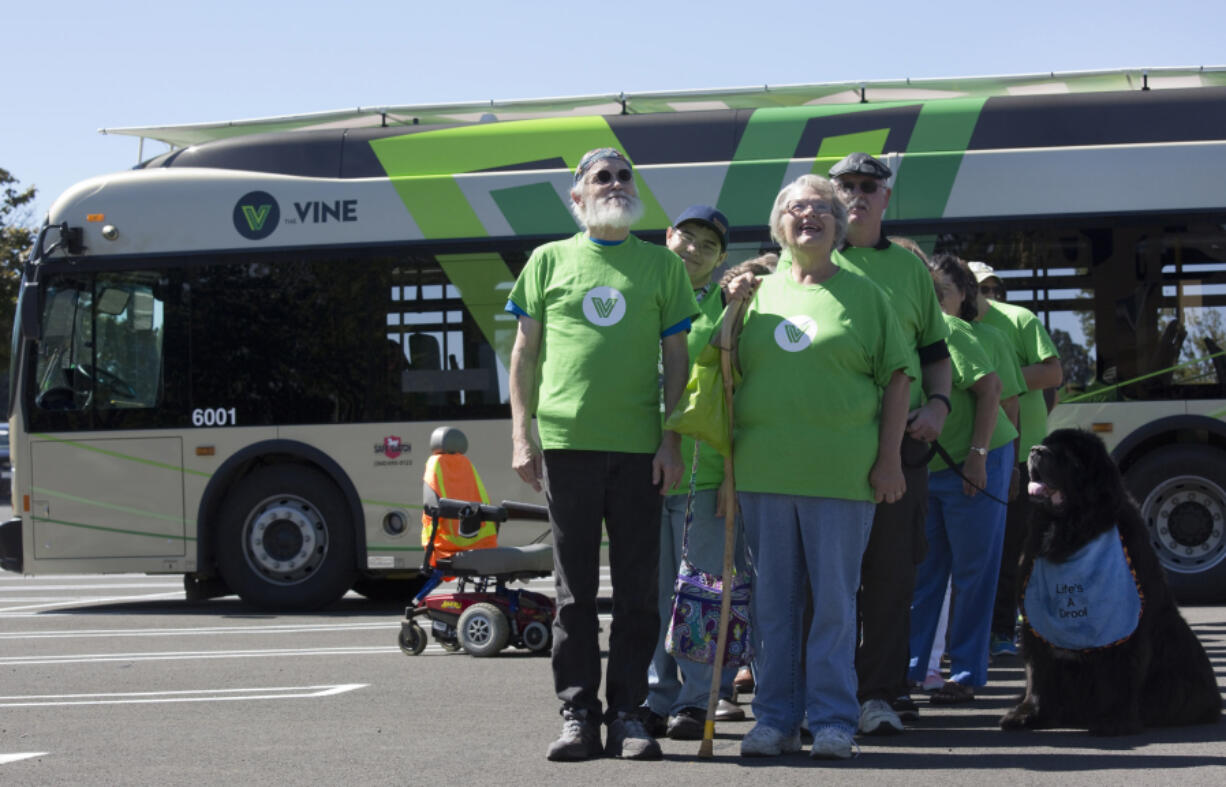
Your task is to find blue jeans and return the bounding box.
[740,492,875,736]
[909,443,1013,687]
[646,490,740,716]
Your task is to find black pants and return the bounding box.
[544,450,662,722]
[856,457,929,703]
[991,462,1031,636]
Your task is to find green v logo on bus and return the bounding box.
[774,315,817,352]
[582,286,626,327]
[241,204,272,232]
[232,191,281,241]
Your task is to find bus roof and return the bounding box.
[99,66,1226,149]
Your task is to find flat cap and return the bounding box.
[829,152,892,180]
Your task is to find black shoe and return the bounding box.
[546,707,603,761]
[606,712,663,759]
[637,707,667,738]
[666,707,705,740]
[891,695,920,722]
[715,697,746,722]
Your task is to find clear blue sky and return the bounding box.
[3,0,1221,219]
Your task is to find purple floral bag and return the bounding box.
[666,557,753,666]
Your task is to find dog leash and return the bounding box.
[905,438,1010,506]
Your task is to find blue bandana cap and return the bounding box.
[574,147,632,184]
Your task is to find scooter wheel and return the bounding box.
[398,621,427,656]
[457,602,510,657]
[522,620,551,652]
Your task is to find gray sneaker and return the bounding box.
[546,708,603,762]
[606,712,663,760]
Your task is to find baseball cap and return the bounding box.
[673,205,730,250]
[829,152,893,180]
[574,147,632,184]
[967,261,1003,285]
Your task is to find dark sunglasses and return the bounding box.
[592,168,633,185]
[835,179,882,195]
[980,284,1006,298]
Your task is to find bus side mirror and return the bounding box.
[19,277,42,342]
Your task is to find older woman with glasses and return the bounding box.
[731,174,913,760]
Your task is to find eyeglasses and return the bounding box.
[834,178,882,195]
[592,168,633,185]
[980,284,1006,299]
[785,201,833,216]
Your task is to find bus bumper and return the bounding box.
[0,518,21,573]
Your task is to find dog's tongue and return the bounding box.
[1028,481,1049,498]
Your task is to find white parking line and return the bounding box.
[0,752,48,765]
[0,646,397,666]
[0,621,395,640]
[0,583,181,591]
[0,591,185,615]
[0,684,366,708]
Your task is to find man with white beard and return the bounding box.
[507,148,699,761]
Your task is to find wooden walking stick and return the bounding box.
[698,296,750,758]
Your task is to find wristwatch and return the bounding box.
[968,445,988,456]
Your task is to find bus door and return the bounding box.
[25,273,187,561]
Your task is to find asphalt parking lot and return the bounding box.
[1,506,1223,785]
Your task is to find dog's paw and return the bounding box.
[1000,701,1040,730]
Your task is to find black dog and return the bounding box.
[1000,428,1221,735]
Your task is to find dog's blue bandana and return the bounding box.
[1021,527,1143,651]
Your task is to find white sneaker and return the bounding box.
[922,669,945,692]
[858,699,903,735]
[740,723,802,757]
[810,726,858,760]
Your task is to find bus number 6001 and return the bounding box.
[192,407,238,427]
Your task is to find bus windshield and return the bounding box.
[34,274,164,412]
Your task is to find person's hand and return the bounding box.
[869,457,906,504]
[512,435,543,492]
[724,272,759,302]
[962,453,988,497]
[905,400,948,443]
[653,438,684,495]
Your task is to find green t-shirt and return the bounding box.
[832,243,949,410]
[669,288,727,494]
[733,269,914,502]
[973,320,1027,402]
[508,233,699,453]
[980,299,1059,460]
[930,315,1020,471]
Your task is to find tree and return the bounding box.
[1,168,37,406]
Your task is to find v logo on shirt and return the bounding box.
[591,297,619,319]
[784,323,807,344]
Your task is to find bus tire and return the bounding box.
[1124,444,1226,603]
[217,465,357,610]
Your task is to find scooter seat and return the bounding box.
[445,544,553,577]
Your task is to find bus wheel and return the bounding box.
[1125,444,1226,603]
[217,465,356,610]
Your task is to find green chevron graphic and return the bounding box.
[784,323,807,344]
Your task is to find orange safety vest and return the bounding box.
[421,453,499,565]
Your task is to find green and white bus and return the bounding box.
[4,67,1226,607]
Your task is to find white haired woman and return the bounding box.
[733,174,914,759]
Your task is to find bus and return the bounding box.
[3,67,1225,607]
